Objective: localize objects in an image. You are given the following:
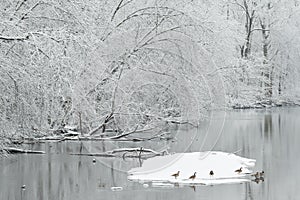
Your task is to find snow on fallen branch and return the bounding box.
[30,126,166,142]
[3,147,45,154]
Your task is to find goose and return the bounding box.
[171,171,180,179]
[235,167,242,173]
[189,172,196,180]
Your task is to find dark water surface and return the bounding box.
[1,107,299,200]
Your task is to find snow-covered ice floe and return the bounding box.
[128,151,255,186]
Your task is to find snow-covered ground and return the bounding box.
[128,151,256,186]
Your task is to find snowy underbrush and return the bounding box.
[0,135,12,154]
[227,89,300,109]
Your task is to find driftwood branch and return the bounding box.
[70,147,167,159]
[109,147,161,155]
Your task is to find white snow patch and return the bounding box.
[128,151,255,186]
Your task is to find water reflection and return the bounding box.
[264,114,272,138]
[0,107,300,200]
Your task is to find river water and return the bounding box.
[1,107,299,200]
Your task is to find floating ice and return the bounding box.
[110,187,123,191]
[128,151,255,186]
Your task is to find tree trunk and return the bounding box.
[260,18,272,99]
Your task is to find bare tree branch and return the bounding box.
[0,35,29,41]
